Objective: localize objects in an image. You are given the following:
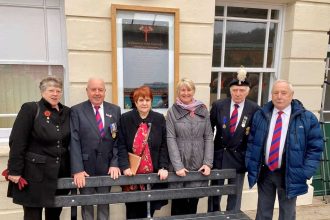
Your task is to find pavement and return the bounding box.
[244,196,330,220]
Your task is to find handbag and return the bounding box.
[128,152,142,175]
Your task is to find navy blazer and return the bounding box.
[210,98,259,172]
[70,100,121,176]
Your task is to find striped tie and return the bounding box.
[229,104,239,135]
[94,106,105,137]
[268,111,283,171]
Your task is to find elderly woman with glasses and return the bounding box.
[6,76,71,220]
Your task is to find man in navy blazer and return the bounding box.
[208,68,259,212]
[70,78,121,220]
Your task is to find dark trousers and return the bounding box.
[80,186,110,220]
[208,172,245,212]
[23,206,62,220]
[126,201,155,219]
[171,198,199,215]
[256,167,297,220]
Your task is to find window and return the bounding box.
[210,3,283,106]
[111,5,179,112]
[0,0,67,142]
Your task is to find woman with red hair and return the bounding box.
[117,86,169,219]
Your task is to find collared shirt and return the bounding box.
[92,103,105,125]
[230,100,245,131]
[265,105,291,168]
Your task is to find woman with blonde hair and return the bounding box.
[166,78,214,215]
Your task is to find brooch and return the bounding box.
[44,110,51,123]
[106,113,112,118]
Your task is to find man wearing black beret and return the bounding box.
[208,67,259,212]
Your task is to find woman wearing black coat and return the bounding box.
[117,86,169,219]
[6,76,71,220]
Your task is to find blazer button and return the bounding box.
[32,158,35,162]
[57,129,60,132]
[224,148,227,150]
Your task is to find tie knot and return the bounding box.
[94,106,100,110]
[278,111,283,116]
[234,104,239,109]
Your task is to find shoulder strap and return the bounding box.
[34,101,40,121]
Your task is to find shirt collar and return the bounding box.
[274,105,291,116]
[230,99,245,108]
[92,103,104,109]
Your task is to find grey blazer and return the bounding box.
[70,100,121,176]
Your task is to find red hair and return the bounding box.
[133,86,153,103]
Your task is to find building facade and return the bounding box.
[0,0,330,219]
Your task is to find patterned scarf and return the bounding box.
[176,97,204,117]
[123,122,153,191]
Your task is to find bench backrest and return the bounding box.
[54,169,242,219]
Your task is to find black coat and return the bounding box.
[117,109,169,172]
[210,98,259,173]
[7,98,71,207]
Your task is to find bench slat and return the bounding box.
[53,185,236,207]
[135,211,250,220]
[57,170,237,189]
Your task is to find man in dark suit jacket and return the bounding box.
[208,68,259,212]
[70,78,121,220]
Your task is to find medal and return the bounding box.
[222,116,227,129]
[241,116,248,128]
[110,123,117,139]
[245,127,250,135]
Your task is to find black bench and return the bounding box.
[54,169,251,220]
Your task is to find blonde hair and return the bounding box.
[176,78,196,94]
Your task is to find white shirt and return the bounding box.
[230,100,245,131]
[92,103,105,125]
[265,105,291,168]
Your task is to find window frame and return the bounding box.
[111,4,179,112]
[212,1,284,106]
[0,0,68,142]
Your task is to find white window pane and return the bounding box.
[46,0,60,7]
[0,6,46,62]
[0,64,64,128]
[0,0,43,5]
[47,9,62,63]
[225,21,266,67]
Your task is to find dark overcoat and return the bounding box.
[117,109,169,172]
[210,98,259,173]
[7,98,71,207]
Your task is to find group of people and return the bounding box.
[5,70,323,220]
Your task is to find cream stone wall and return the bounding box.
[1,0,330,219]
[65,0,215,106]
[281,0,330,113]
